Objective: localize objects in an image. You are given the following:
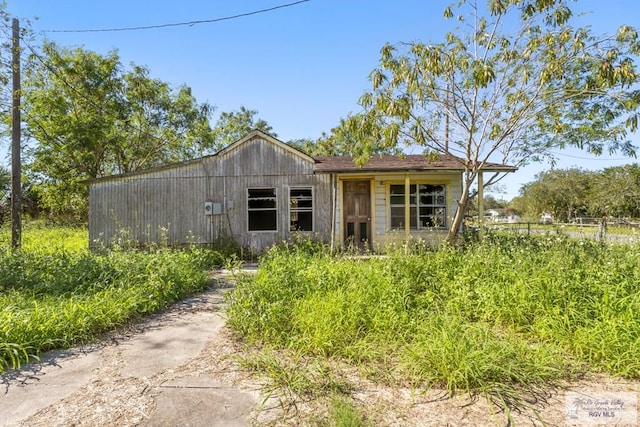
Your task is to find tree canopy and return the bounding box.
[21,42,214,220]
[515,164,640,220]
[298,115,402,157]
[211,106,276,151]
[515,168,592,221]
[591,163,640,217]
[342,0,640,243]
[0,166,8,197]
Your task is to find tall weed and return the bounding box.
[0,240,224,373]
[227,235,640,401]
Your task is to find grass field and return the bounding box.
[0,222,225,373]
[226,234,640,411]
[4,222,639,424]
[0,221,88,253]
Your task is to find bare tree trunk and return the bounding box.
[445,174,474,245]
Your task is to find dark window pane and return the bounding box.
[296,199,313,209]
[410,209,417,228]
[390,206,404,228]
[420,207,435,216]
[347,222,355,238]
[390,195,405,205]
[390,185,405,195]
[359,222,367,242]
[249,198,276,209]
[249,188,276,198]
[290,212,313,231]
[289,187,313,231]
[290,188,311,198]
[249,210,277,231]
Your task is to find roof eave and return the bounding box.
[314,166,518,174]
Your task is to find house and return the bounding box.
[88,131,516,252]
[486,208,521,223]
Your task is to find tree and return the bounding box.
[0,166,8,224]
[590,164,640,218]
[287,115,403,157]
[313,115,402,156]
[0,165,9,198]
[22,42,213,220]
[516,165,640,220]
[484,195,508,210]
[517,168,593,221]
[344,0,640,244]
[211,106,275,151]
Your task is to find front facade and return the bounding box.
[89,131,514,252]
[316,157,465,250]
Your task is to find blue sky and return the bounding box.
[5,0,640,200]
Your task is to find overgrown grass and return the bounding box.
[226,235,640,406]
[0,220,88,253]
[236,349,352,408]
[328,397,370,427]
[0,224,226,373]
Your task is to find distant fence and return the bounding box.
[478,221,640,244]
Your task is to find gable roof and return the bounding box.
[88,132,516,184]
[313,154,517,173]
[217,130,315,163]
[87,130,312,184]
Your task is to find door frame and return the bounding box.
[341,179,373,250]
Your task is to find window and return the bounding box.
[289,187,313,231]
[390,185,416,229]
[248,188,277,231]
[390,184,446,229]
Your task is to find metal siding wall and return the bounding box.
[221,173,330,251]
[89,162,210,248]
[89,138,332,252]
[217,138,311,177]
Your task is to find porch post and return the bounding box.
[404,173,410,242]
[478,170,484,235]
[330,174,336,253]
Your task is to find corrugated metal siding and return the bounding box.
[89,134,466,252]
[89,137,331,251]
[216,138,314,177]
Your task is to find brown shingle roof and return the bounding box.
[312,154,516,173]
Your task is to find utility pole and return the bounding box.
[11,18,21,251]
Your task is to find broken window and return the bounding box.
[289,187,313,231]
[248,188,277,231]
[390,184,446,229]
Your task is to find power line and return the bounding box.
[42,0,311,33]
[548,150,634,161]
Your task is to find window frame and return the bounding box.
[247,187,278,232]
[389,183,447,230]
[289,186,314,232]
